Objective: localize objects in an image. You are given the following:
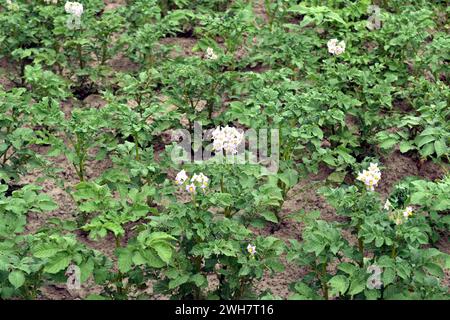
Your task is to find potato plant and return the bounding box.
[0,0,448,301]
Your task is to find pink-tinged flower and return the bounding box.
[186,183,196,194]
[191,172,209,189]
[247,244,256,256]
[402,206,413,218]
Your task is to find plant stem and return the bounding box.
[115,236,126,298]
[356,224,364,266]
[221,173,231,218]
[321,262,329,300]
[100,42,107,65]
[358,237,364,265]
[133,133,140,161]
[391,245,397,258]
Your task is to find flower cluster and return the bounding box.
[402,206,413,218]
[387,206,414,225]
[327,39,346,56]
[175,170,209,194]
[383,199,391,210]
[6,0,19,10]
[356,163,381,191]
[211,126,244,155]
[246,244,256,256]
[175,169,188,185]
[205,47,218,60]
[65,1,83,17]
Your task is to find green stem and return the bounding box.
[77,43,84,70]
[133,133,140,161]
[100,42,107,65]
[391,245,397,258]
[356,223,364,266]
[391,234,399,259]
[73,136,85,182]
[115,236,126,298]
[321,262,329,300]
[221,174,232,218]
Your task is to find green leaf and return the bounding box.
[337,262,358,276]
[44,255,71,274]
[328,275,349,295]
[424,263,444,278]
[364,289,380,300]
[79,258,95,283]
[209,193,233,207]
[348,274,366,296]
[85,294,109,300]
[168,274,190,289]
[382,267,396,285]
[190,274,206,287]
[379,138,398,150]
[260,211,278,223]
[434,139,447,158]
[117,249,133,273]
[278,169,298,188]
[399,141,415,153]
[9,270,25,289]
[36,198,57,211]
[153,243,173,264]
[327,171,346,183]
[415,135,436,148]
[140,249,165,268]
[32,243,62,258]
[420,142,435,157]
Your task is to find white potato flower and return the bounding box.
[191,172,209,189]
[327,38,346,56]
[186,183,196,194]
[247,244,256,256]
[176,170,209,194]
[175,169,188,185]
[356,162,381,191]
[6,0,19,10]
[402,206,413,218]
[205,47,218,60]
[65,1,83,17]
[384,199,391,210]
[212,126,244,155]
